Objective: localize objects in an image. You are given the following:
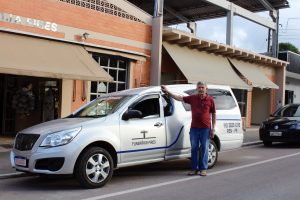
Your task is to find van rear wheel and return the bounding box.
[208,140,218,169]
[75,147,113,189]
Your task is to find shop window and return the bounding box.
[90,54,128,100]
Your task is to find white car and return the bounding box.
[10,84,243,188]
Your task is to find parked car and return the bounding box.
[260,103,300,146]
[10,84,243,188]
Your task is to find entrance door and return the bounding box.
[0,75,17,135]
[0,74,61,136]
[251,88,271,125]
[285,90,294,104]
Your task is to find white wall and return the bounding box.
[61,79,73,117]
[286,77,300,103]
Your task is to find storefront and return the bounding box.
[161,29,287,127]
[0,75,60,135]
[0,0,288,134]
[0,0,152,136]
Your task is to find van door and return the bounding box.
[163,95,191,158]
[119,94,166,163]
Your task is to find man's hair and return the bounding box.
[196,81,207,87]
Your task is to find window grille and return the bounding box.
[90,53,129,100]
[59,0,143,23]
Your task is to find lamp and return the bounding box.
[82,32,90,40]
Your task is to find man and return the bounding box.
[161,82,216,176]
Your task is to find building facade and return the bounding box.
[279,51,300,104]
[0,0,152,135]
[0,0,289,136]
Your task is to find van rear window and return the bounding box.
[182,89,237,110]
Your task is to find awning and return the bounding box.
[163,42,250,89]
[85,46,146,62]
[228,58,278,89]
[0,32,113,82]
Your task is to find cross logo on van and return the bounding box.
[132,130,156,140]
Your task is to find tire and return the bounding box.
[75,147,114,189]
[263,141,272,147]
[208,140,218,169]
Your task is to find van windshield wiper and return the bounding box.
[73,115,107,118]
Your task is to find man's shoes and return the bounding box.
[199,170,207,176]
[187,170,198,176]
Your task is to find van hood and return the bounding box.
[20,117,105,135]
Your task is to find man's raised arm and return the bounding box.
[161,85,183,101]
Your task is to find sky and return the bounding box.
[173,0,300,54]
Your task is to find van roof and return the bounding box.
[103,84,232,97]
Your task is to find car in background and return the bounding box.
[260,103,300,146]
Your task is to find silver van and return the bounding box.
[10,84,243,188]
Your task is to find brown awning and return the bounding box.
[163,42,251,89]
[0,32,113,82]
[228,58,278,89]
[85,46,146,62]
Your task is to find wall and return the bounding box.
[0,0,153,113]
[251,88,271,125]
[61,79,72,117]
[286,77,300,103]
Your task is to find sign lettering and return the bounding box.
[0,12,58,32]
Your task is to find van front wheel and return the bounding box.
[75,147,113,189]
[208,140,218,169]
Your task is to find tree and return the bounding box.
[279,42,300,54]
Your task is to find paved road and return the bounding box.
[1,143,300,200]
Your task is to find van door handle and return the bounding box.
[154,122,163,127]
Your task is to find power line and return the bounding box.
[280,18,300,33]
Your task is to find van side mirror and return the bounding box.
[122,109,143,121]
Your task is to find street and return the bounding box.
[1,142,300,200]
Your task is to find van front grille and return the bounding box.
[15,133,40,151]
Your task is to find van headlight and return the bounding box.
[40,127,81,147]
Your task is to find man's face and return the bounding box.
[197,84,207,95]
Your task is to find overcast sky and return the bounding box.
[174,0,300,54]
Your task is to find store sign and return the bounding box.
[0,12,58,32]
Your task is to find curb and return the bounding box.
[0,172,27,179]
[242,141,263,147]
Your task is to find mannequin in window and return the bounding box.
[43,88,54,122]
[12,81,35,118]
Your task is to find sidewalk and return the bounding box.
[0,127,261,178]
[0,136,19,178]
[243,125,261,146]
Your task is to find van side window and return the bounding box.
[182,89,237,111]
[131,95,160,119]
[162,95,173,117]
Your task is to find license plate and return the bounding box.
[15,156,27,167]
[270,131,282,136]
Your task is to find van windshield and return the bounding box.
[71,95,131,118]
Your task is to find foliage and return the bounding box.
[279,42,300,54]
